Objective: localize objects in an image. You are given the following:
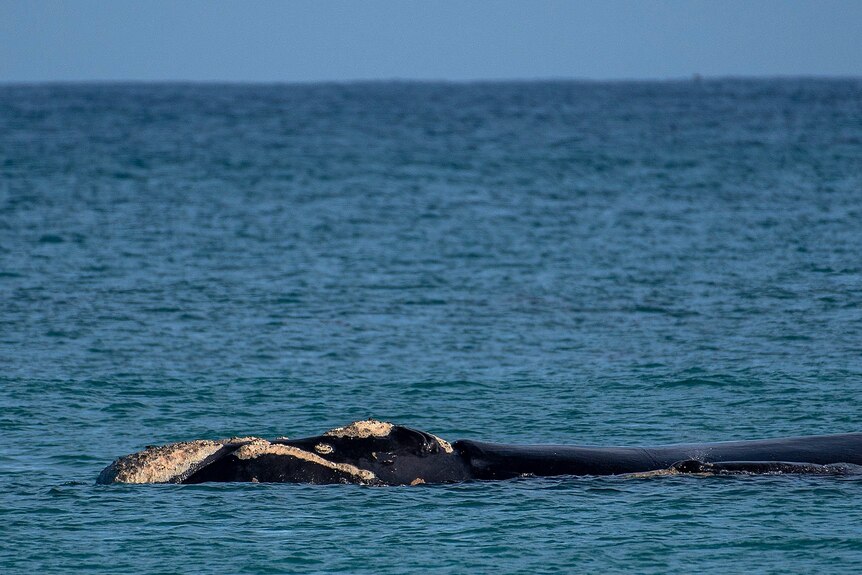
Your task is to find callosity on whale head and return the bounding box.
[97,420,472,485]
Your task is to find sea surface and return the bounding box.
[2,79,862,573]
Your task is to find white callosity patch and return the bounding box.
[324,419,394,439]
[323,419,454,453]
[102,438,254,484]
[232,441,376,482]
[433,436,454,454]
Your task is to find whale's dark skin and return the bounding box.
[97,421,862,485]
[455,432,862,480]
[183,425,472,485]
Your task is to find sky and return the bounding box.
[2,0,861,83]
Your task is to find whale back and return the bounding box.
[454,432,862,478]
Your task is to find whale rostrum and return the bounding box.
[97,420,862,485]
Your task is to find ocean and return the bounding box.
[2,79,862,573]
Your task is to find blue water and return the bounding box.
[2,80,862,573]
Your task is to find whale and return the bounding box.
[97,420,862,485]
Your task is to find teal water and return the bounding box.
[2,80,862,573]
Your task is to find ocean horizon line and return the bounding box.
[2,74,861,88]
